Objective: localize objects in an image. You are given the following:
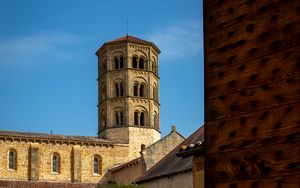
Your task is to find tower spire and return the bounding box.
[126,19,128,37]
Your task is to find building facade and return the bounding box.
[0,35,182,186]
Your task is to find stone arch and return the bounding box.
[132,54,138,68]
[113,78,125,97]
[132,77,148,97]
[112,51,125,69]
[134,106,148,126]
[114,107,124,126]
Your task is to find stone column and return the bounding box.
[72,145,81,182]
[29,143,39,181]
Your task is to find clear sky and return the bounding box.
[0,0,203,138]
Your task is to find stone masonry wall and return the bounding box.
[0,139,129,184]
[141,129,185,170]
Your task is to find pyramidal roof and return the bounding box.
[96,35,160,55]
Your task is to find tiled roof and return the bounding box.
[135,126,204,183]
[96,35,160,55]
[177,141,204,158]
[0,130,114,145]
[110,157,141,172]
[0,180,97,188]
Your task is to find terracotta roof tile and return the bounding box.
[96,35,160,55]
[0,130,112,144]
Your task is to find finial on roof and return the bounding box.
[171,125,176,132]
[126,19,129,38]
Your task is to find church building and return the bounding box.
[0,36,184,187]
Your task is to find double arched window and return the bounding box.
[8,149,17,170]
[115,82,125,97]
[52,153,60,173]
[133,82,146,97]
[115,111,124,126]
[114,56,124,69]
[134,111,146,126]
[93,155,102,175]
[132,56,147,70]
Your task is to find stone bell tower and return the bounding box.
[96,35,161,158]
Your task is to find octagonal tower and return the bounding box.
[96,35,161,158]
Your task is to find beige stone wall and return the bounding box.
[112,159,145,185]
[193,156,204,188]
[0,139,129,183]
[0,140,30,180]
[128,127,160,159]
[139,171,193,188]
[141,130,184,170]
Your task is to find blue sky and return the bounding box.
[0,0,203,138]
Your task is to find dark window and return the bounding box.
[140,84,144,97]
[134,112,139,125]
[132,57,137,68]
[141,144,146,151]
[116,113,119,125]
[134,83,138,96]
[139,58,144,69]
[120,112,124,125]
[115,84,119,97]
[140,112,145,126]
[115,58,119,69]
[120,83,124,96]
[120,57,124,68]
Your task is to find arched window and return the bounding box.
[93,155,102,175]
[52,153,60,173]
[134,83,139,96]
[139,58,144,69]
[132,57,138,68]
[115,112,120,125]
[115,82,125,97]
[8,149,17,170]
[140,84,144,97]
[115,111,124,126]
[114,57,119,69]
[120,57,124,68]
[141,144,146,151]
[140,112,145,126]
[115,83,119,97]
[120,83,124,96]
[134,112,139,126]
